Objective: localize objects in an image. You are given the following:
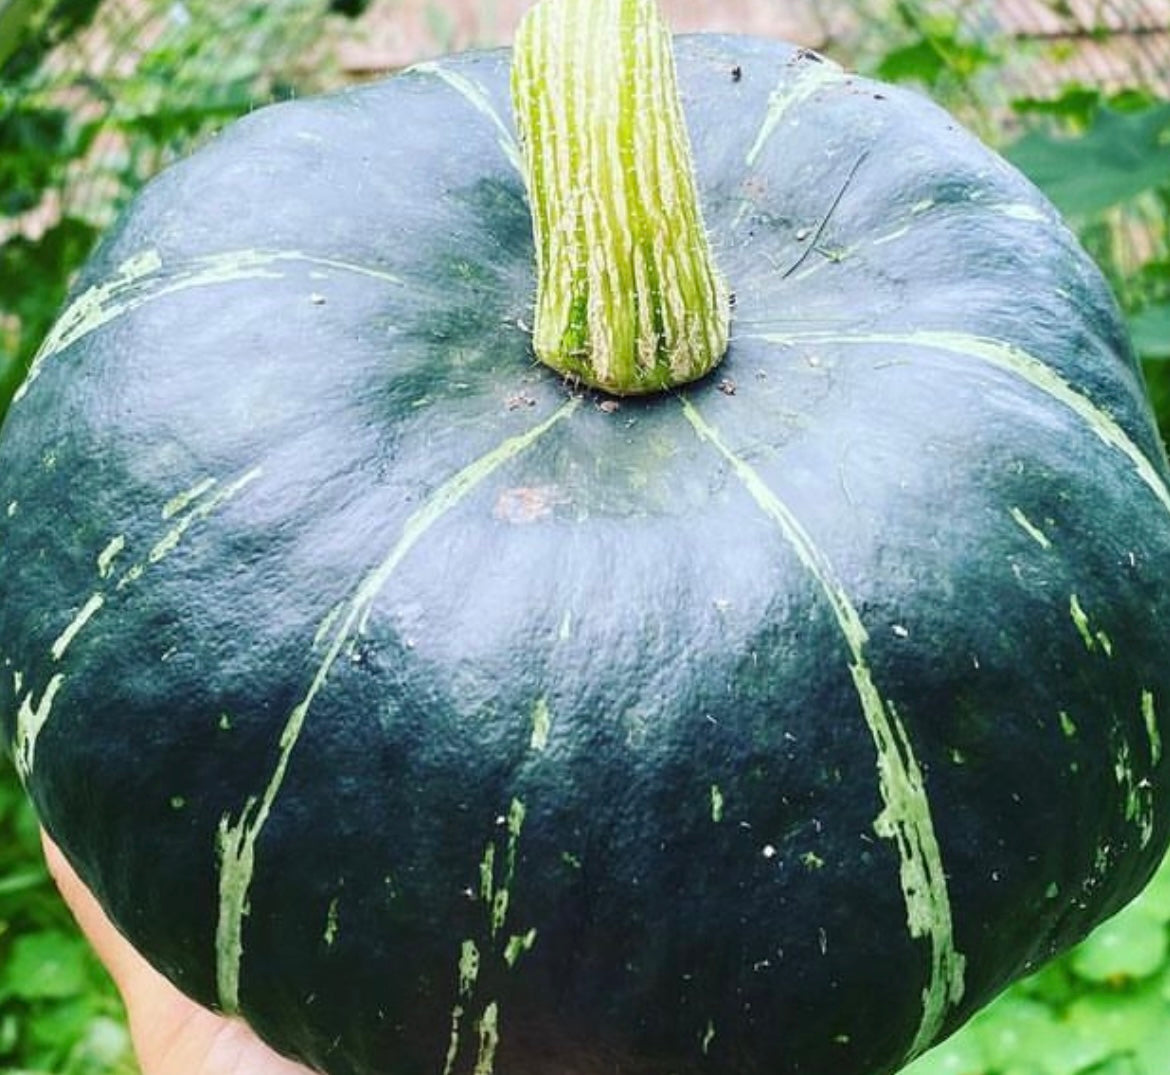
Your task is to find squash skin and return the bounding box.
[2,33,1170,1075]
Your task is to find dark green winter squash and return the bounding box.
[3,1,1170,1073]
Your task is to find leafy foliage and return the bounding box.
[1000,86,1170,444]
[0,0,346,426]
[1006,101,1170,217]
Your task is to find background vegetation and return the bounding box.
[1,1,1168,1073]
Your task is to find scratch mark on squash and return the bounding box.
[681,397,965,1060]
[214,400,578,1014]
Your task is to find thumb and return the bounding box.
[41,831,313,1075]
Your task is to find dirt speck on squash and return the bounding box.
[493,485,566,524]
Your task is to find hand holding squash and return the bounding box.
[43,835,314,1075]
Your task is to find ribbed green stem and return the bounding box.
[511,0,729,396]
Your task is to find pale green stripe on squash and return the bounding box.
[411,61,523,176]
[744,56,847,168]
[744,328,1170,518]
[10,466,262,781]
[681,397,966,1061]
[214,398,579,1014]
[16,250,403,403]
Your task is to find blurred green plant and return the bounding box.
[0,0,351,424]
[1004,87,1170,443]
[0,776,136,1074]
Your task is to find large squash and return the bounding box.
[3,2,1169,1074]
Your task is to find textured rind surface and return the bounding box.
[2,35,1170,1075]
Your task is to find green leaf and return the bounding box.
[0,105,73,215]
[1130,304,1170,359]
[898,1019,987,1074]
[0,932,90,1001]
[1131,1008,1170,1074]
[877,39,948,85]
[971,995,1065,1072]
[1013,85,1103,126]
[1077,1056,1143,1075]
[1063,986,1169,1060]
[1006,103,1170,215]
[1070,907,1167,983]
[0,868,50,897]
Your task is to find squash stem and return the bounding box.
[511,0,729,396]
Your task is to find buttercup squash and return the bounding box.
[3,1,1169,1073]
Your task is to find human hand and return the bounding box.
[42,832,315,1075]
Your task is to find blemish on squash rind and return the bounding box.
[1113,734,1156,848]
[13,674,64,780]
[701,1019,716,1055]
[50,593,104,662]
[162,476,217,520]
[96,534,126,579]
[324,897,340,947]
[1142,691,1162,765]
[1069,594,1096,652]
[529,696,552,751]
[1009,506,1052,549]
[710,784,725,823]
[503,928,537,967]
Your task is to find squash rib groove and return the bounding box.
[744,329,1170,517]
[10,465,262,781]
[17,250,404,402]
[213,398,580,1015]
[411,61,523,177]
[743,56,846,170]
[679,396,966,1061]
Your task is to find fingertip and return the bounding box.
[40,830,167,1003]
